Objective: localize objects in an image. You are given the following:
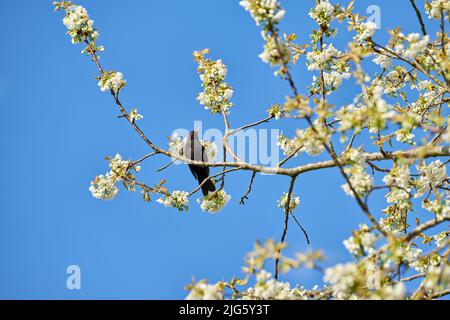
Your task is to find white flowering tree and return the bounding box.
[54,0,450,300]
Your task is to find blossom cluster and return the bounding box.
[89,154,137,200]
[60,3,99,44]
[267,104,282,119]
[89,173,119,200]
[414,160,448,198]
[343,224,377,258]
[425,0,450,20]
[194,49,234,114]
[198,190,231,213]
[372,54,392,69]
[336,86,396,134]
[277,132,302,157]
[239,0,285,26]
[402,33,430,59]
[341,149,373,197]
[423,264,450,295]
[240,0,291,73]
[353,21,377,43]
[129,108,143,122]
[307,43,350,93]
[185,281,224,300]
[259,32,291,67]
[199,140,218,161]
[306,44,340,71]
[242,270,302,300]
[98,71,126,94]
[401,244,442,274]
[434,231,449,248]
[296,122,328,156]
[277,192,300,212]
[168,133,185,158]
[282,96,312,118]
[157,191,189,212]
[308,0,335,28]
[324,262,407,300]
[382,163,411,209]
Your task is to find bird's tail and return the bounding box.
[199,177,216,196]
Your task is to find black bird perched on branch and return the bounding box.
[184,130,216,196]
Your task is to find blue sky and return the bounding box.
[0,1,444,299]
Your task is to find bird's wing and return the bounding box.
[188,164,198,180]
[201,144,210,176]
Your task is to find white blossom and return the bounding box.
[62,5,98,44]
[239,0,285,26]
[98,71,126,93]
[108,154,130,180]
[296,122,328,156]
[373,54,392,69]
[268,104,282,119]
[277,192,300,212]
[259,32,291,67]
[198,190,231,213]
[244,270,297,300]
[415,160,448,198]
[422,198,450,218]
[403,246,428,273]
[157,191,189,211]
[441,127,450,142]
[309,0,334,27]
[434,231,449,248]
[318,70,351,91]
[382,163,411,209]
[354,21,377,43]
[89,173,119,200]
[186,281,224,300]
[378,283,406,300]
[307,43,341,71]
[168,133,186,158]
[341,149,373,197]
[277,133,302,157]
[324,263,359,299]
[194,50,234,114]
[129,108,143,122]
[423,264,450,293]
[201,140,218,161]
[425,0,450,20]
[404,33,430,58]
[343,224,377,257]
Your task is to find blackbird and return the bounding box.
[184,130,216,196]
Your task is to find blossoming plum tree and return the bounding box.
[54,0,450,300]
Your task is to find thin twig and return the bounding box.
[229,115,275,136]
[156,160,176,172]
[409,0,427,36]
[275,175,298,280]
[239,172,257,205]
[130,151,159,167]
[290,213,310,245]
[400,273,425,282]
[277,146,303,168]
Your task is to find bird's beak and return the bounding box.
[194,128,200,134]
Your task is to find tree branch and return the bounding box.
[409,0,427,36]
